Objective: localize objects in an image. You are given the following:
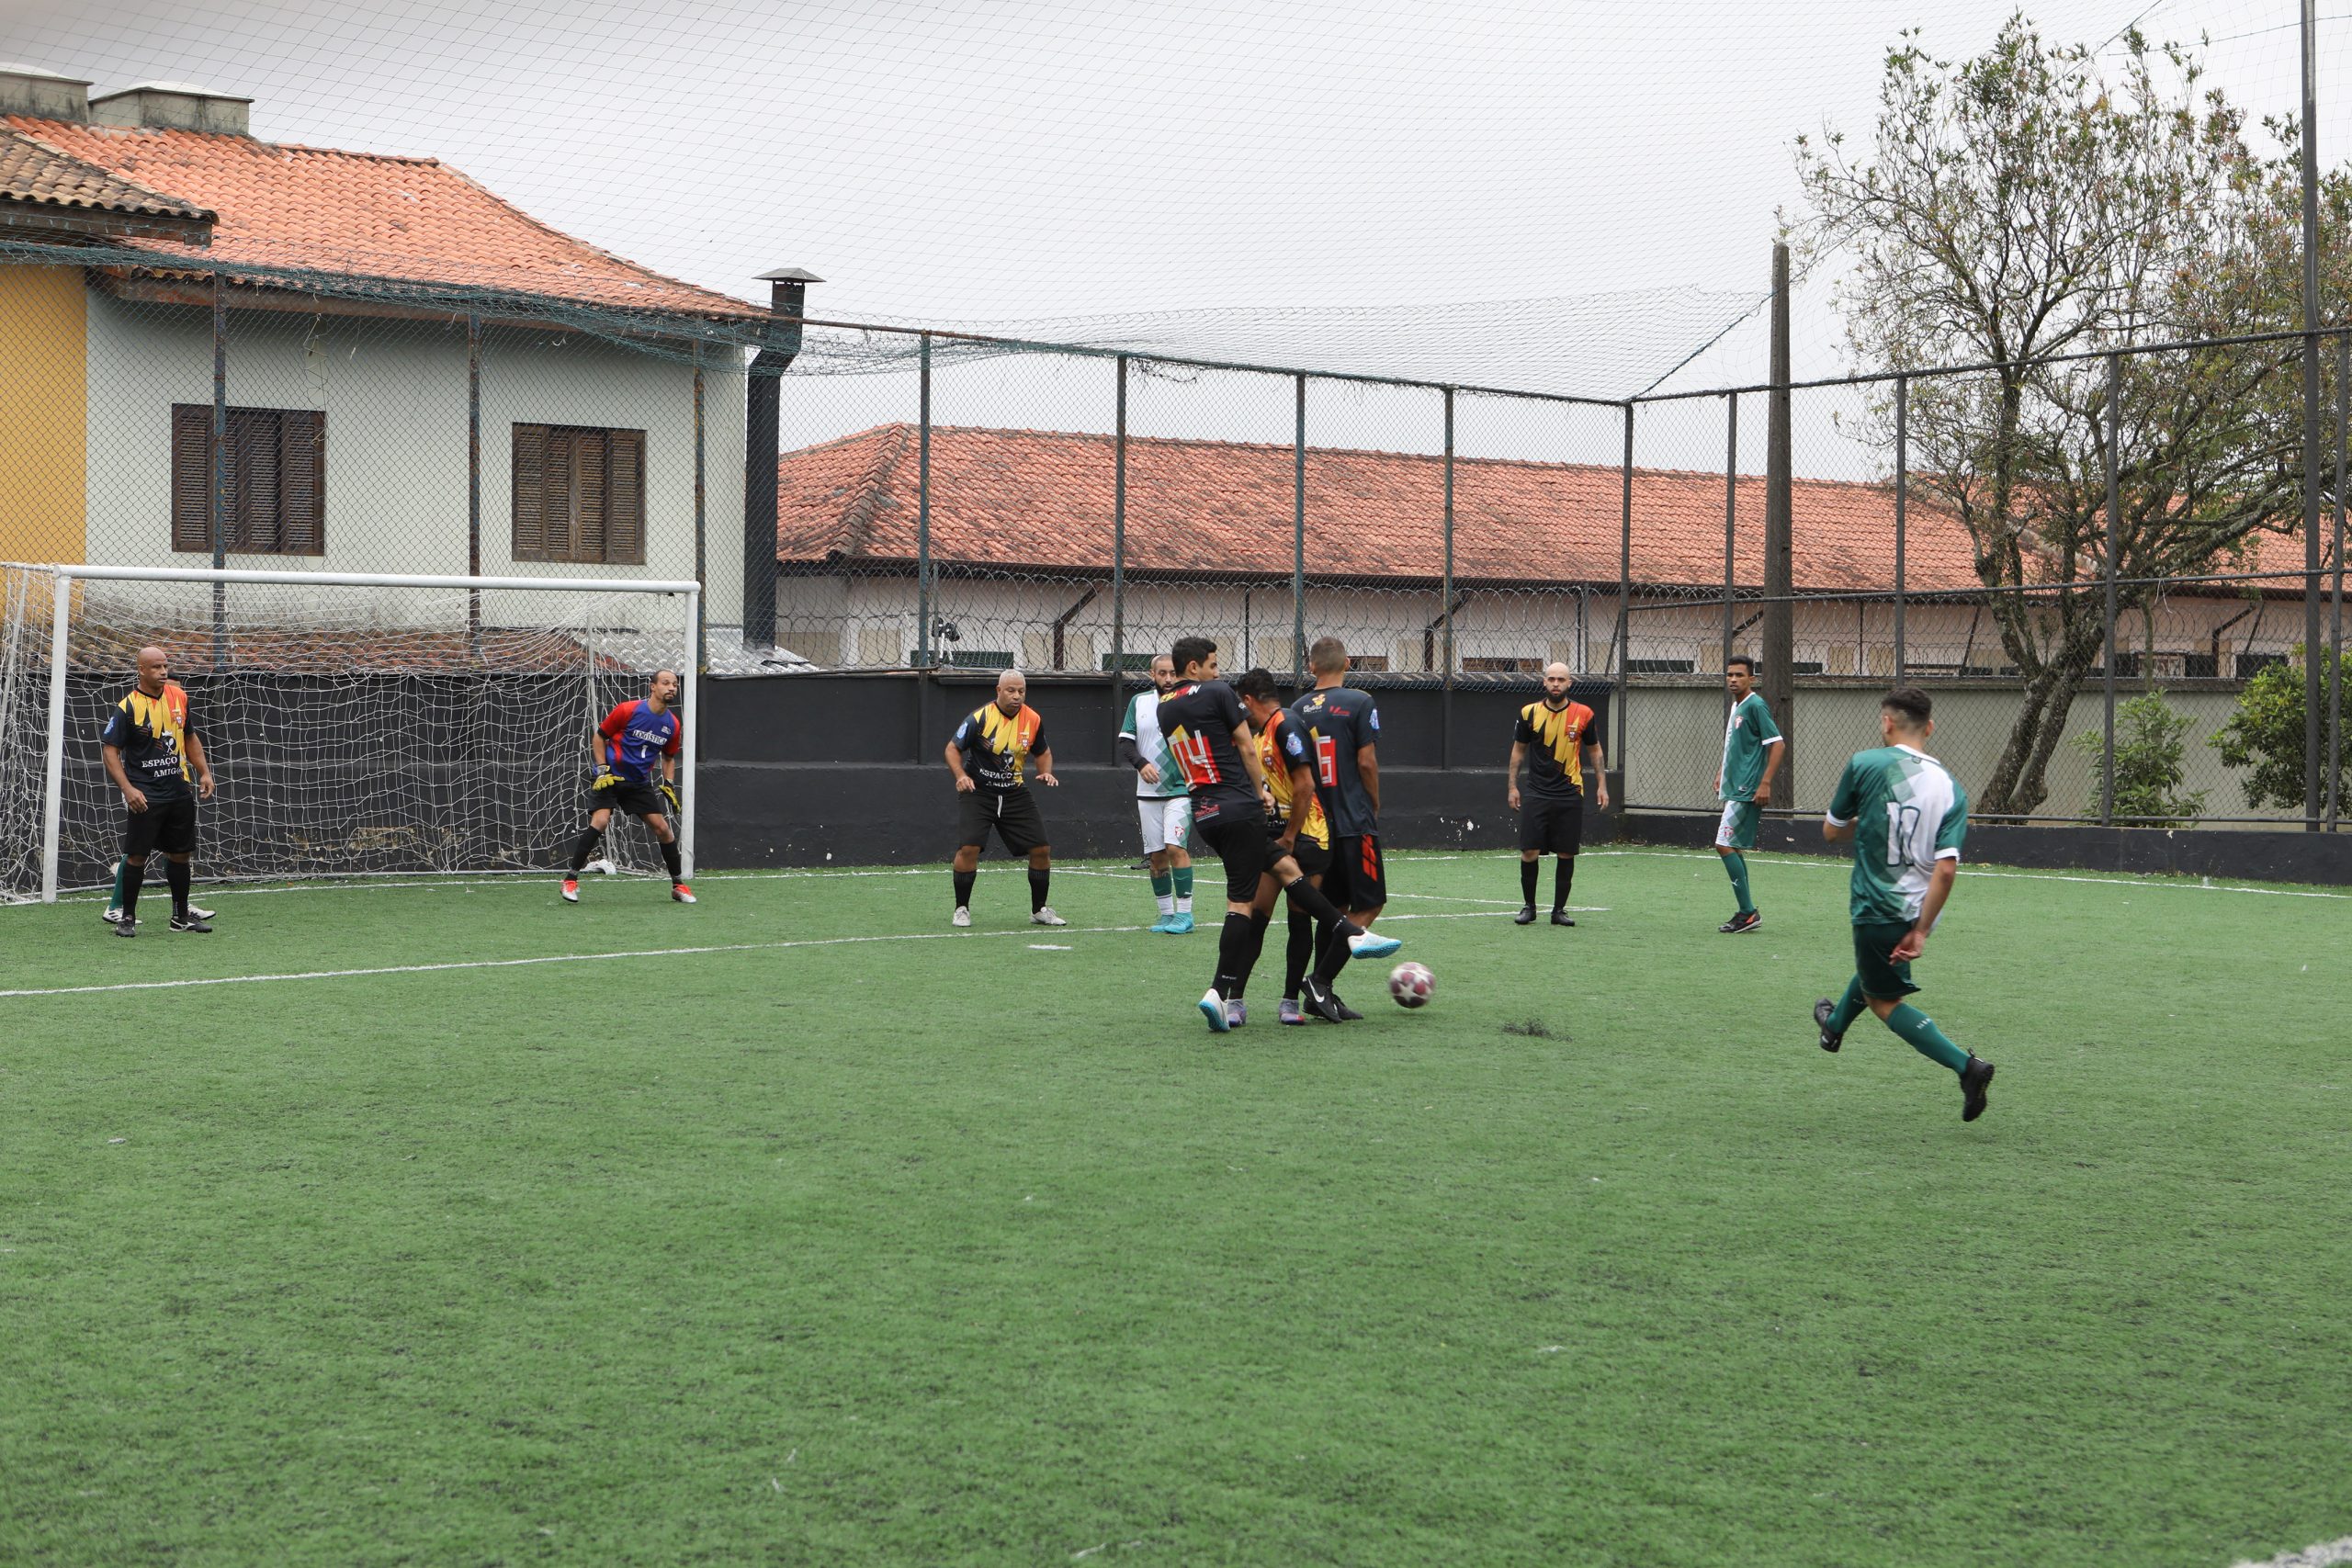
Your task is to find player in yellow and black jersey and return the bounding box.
[944,668,1063,928]
[1507,662,1607,928]
[97,645,216,937]
[1236,668,1340,1026]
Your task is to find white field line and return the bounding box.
[2232,1537,2352,1568]
[0,908,1511,1001]
[1584,849,2352,900]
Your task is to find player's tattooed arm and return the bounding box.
[1506,739,1526,810]
[1585,739,1608,810]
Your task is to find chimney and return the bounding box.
[743,267,821,650]
[89,81,253,136]
[0,64,93,122]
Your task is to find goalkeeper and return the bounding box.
[563,669,693,905]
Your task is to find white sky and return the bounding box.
[3,0,2345,462]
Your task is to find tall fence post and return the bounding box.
[2332,333,2346,829]
[1722,392,1736,671]
[2101,352,2121,827]
[1293,374,1307,678]
[917,332,933,669]
[467,312,482,656]
[1616,400,1634,799]
[1441,386,1455,768]
[1894,374,1907,684]
[692,340,707,675]
[2303,0,2325,829]
[210,273,228,671]
[1111,354,1128,705]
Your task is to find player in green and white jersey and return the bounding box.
[1713,654,1784,933]
[1116,653,1196,933]
[1813,687,1996,1122]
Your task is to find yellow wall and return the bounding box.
[0,266,86,563]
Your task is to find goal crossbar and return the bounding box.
[28,565,701,904]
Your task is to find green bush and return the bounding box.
[2209,644,2352,812]
[2074,690,2208,825]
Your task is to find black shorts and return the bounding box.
[957,788,1048,855]
[1194,797,1272,904]
[1519,795,1586,856]
[123,795,197,858]
[1278,827,1331,881]
[591,781,670,819]
[1327,833,1387,911]
[1853,919,1922,1000]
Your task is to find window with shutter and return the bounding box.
[170,403,324,557]
[510,423,647,565]
[512,423,548,561]
[606,430,645,565]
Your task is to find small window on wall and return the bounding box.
[170,405,325,556]
[1462,656,1542,673]
[512,424,646,566]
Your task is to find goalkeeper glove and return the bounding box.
[660,781,681,815]
[592,768,619,791]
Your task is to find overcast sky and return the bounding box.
[3,0,2343,457]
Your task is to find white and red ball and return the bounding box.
[1387,961,1435,1009]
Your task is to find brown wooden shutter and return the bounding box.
[605,430,644,565]
[232,409,279,553]
[573,429,607,564]
[512,423,548,561]
[281,410,324,556]
[171,404,212,553]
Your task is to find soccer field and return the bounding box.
[2,848,2347,1566]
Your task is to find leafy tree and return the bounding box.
[1795,17,2330,816]
[2209,644,2352,811]
[2071,690,2206,824]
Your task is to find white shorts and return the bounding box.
[1137,795,1193,853]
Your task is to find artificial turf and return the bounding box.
[1,847,2346,1566]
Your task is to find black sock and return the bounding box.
[1231,908,1272,998]
[1283,907,1317,999]
[120,859,145,921]
[1213,910,1262,1000]
[1283,874,1359,937]
[164,858,191,918]
[953,869,976,909]
[1520,859,1538,907]
[1554,856,1575,911]
[568,826,605,874]
[1313,921,1356,987]
[1028,866,1051,912]
[660,839,684,883]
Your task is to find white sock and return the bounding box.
[1175,896,1193,914]
[1156,894,1175,916]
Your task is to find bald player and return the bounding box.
[945,668,1064,928]
[99,644,215,936]
[1506,663,1607,926]
[563,669,693,905]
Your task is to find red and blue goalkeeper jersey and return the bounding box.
[598,700,682,784]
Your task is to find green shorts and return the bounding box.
[1713,799,1760,851]
[1852,919,1921,1000]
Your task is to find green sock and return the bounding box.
[1828,976,1867,1034]
[1724,852,1755,914]
[1150,869,1175,916]
[109,856,129,909]
[1885,1003,1970,1075]
[1172,866,1194,912]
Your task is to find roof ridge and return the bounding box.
[12,115,446,165]
[837,424,914,558]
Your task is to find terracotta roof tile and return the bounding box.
[0,127,211,221]
[4,115,758,321]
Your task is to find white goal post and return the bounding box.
[6,564,700,904]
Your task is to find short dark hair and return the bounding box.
[1170,636,1216,675]
[1233,667,1280,702]
[1307,637,1349,675]
[1882,686,1932,729]
[1725,654,1758,675]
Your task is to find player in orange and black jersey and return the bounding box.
[1507,661,1609,927]
[1159,638,1398,1032]
[98,645,216,936]
[1235,668,1340,1026]
[944,668,1063,928]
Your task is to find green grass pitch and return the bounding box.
[2,848,2347,1566]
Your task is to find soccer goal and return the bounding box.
[0,563,700,904]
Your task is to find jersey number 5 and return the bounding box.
[1885,802,1922,863]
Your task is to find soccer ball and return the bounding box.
[1387,961,1435,1010]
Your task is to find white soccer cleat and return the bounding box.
[102,905,122,923]
[1030,906,1067,927]
[952,906,972,928]
[1198,988,1230,1032]
[560,878,580,904]
[1347,929,1402,961]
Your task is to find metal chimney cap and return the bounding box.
[757,267,824,283]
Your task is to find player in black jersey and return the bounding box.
[1159,637,1398,1032]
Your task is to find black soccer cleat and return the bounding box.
[1299,976,1349,1024]
[1719,910,1761,934]
[1814,998,1845,1053]
[1551,910,1577,927]
[1513,905,1538,925]
[1329,992,1364,1021]
[113,917,136,939]
[1961,1055,1996,1122]
[169,912,212,933]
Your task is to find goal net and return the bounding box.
[1,564,698,903]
